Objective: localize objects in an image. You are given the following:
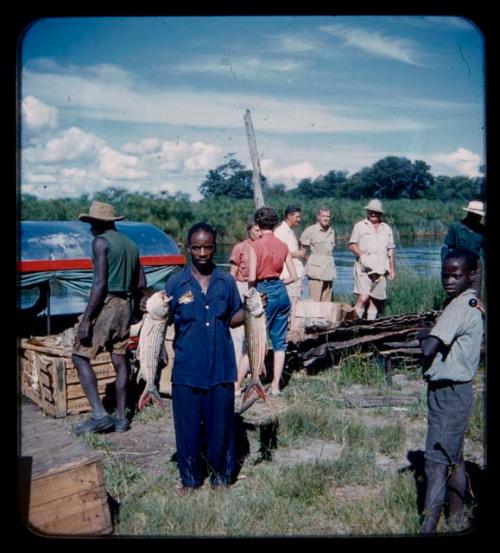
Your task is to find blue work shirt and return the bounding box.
[165,264,243,389]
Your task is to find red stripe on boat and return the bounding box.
[17,255,186,273]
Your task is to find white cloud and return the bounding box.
[261,159,320,187]
[272,33,321,53]
[122,137,161,154]
[22,95,58,132]
[431,147,482,177]
[159,140,223,173]
[88,63,131,82]
[23,66,431,134]
[172,55,305,79]
[24,127,105,163]
[98,146,149,180]
[24,173,58,184]
[60,168,87,180]
[320,25,424,66]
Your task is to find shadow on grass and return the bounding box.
[107,493,120,530]
[400,449,485,531]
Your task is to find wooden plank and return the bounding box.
[21,398,101,473]
[63,364,116,385]
[299,327,419,361]
[53,358,67,417]
[29,485,112,535]
[29,447,101,478]
[20,342,71,357]
[343,395,419,408]
[66,377,115,400]
[30,462,102,508]
[33,354,47,412]
[22,388,57,416]
[67,397,101,414]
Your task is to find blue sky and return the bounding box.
[20,15,485,200]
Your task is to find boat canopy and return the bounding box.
[18,221,185,318]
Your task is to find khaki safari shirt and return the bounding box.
[349,219,395,275]
[424,288,484,382]
[300,223,336,281]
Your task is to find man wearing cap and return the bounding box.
[441,200,485,297]
[72,201,146,435]
[348,199,396,320]
[300,206,336,302]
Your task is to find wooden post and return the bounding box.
[384,356,393,387]
[53,358,67,417]
[244,109,265,209]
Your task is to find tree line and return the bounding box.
[20,155,483,246]
[200,155,484,202]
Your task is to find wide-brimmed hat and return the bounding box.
[78,201,125,223]
[462,200,485,217]
[364,199,384,213]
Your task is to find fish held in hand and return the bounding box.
[240,287,267,411]
[137,291,171,410]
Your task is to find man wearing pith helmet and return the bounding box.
[441,200,485,298]
[348,199,396,320]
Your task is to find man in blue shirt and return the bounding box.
[164,223,244,495]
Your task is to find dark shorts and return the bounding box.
[73,295,132,359]
[425,379,473,465]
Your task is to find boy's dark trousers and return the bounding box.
[421,456,467,533]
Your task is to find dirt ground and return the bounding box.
[62,370,485,483]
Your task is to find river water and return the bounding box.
[21,236,444,315]
[215,236,444,299]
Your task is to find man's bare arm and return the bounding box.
[349,243,363,258]
[230,308,245,328]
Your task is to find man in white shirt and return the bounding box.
[274,205,305,314]
[348,199,396,319]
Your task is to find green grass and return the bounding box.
[466,391,485,442]
[132,402,167,424]
[79,278,483,536]
[335,353,388,389]
[385,265,446,316]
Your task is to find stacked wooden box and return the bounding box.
[19,337,117,418]
[20,398,112,535]
[19,330,175,417]
[288,300,358,342]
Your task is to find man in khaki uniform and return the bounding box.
[300,206,336,302]
[348,199,396,319]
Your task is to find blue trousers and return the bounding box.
[172,382,235,488]
[256,279,290,351]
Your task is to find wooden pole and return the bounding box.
[244,109,265,209]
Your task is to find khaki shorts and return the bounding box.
[353,261,387,300]
[73,295,132,359]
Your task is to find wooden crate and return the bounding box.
[20,331,176,417]
[289,300,358,339]
[19,338,117,418]
[20,398,112,535]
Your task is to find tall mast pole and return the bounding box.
[244,109,265,209]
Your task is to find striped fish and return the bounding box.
[240,287,267,412]
[137,291,170,410]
